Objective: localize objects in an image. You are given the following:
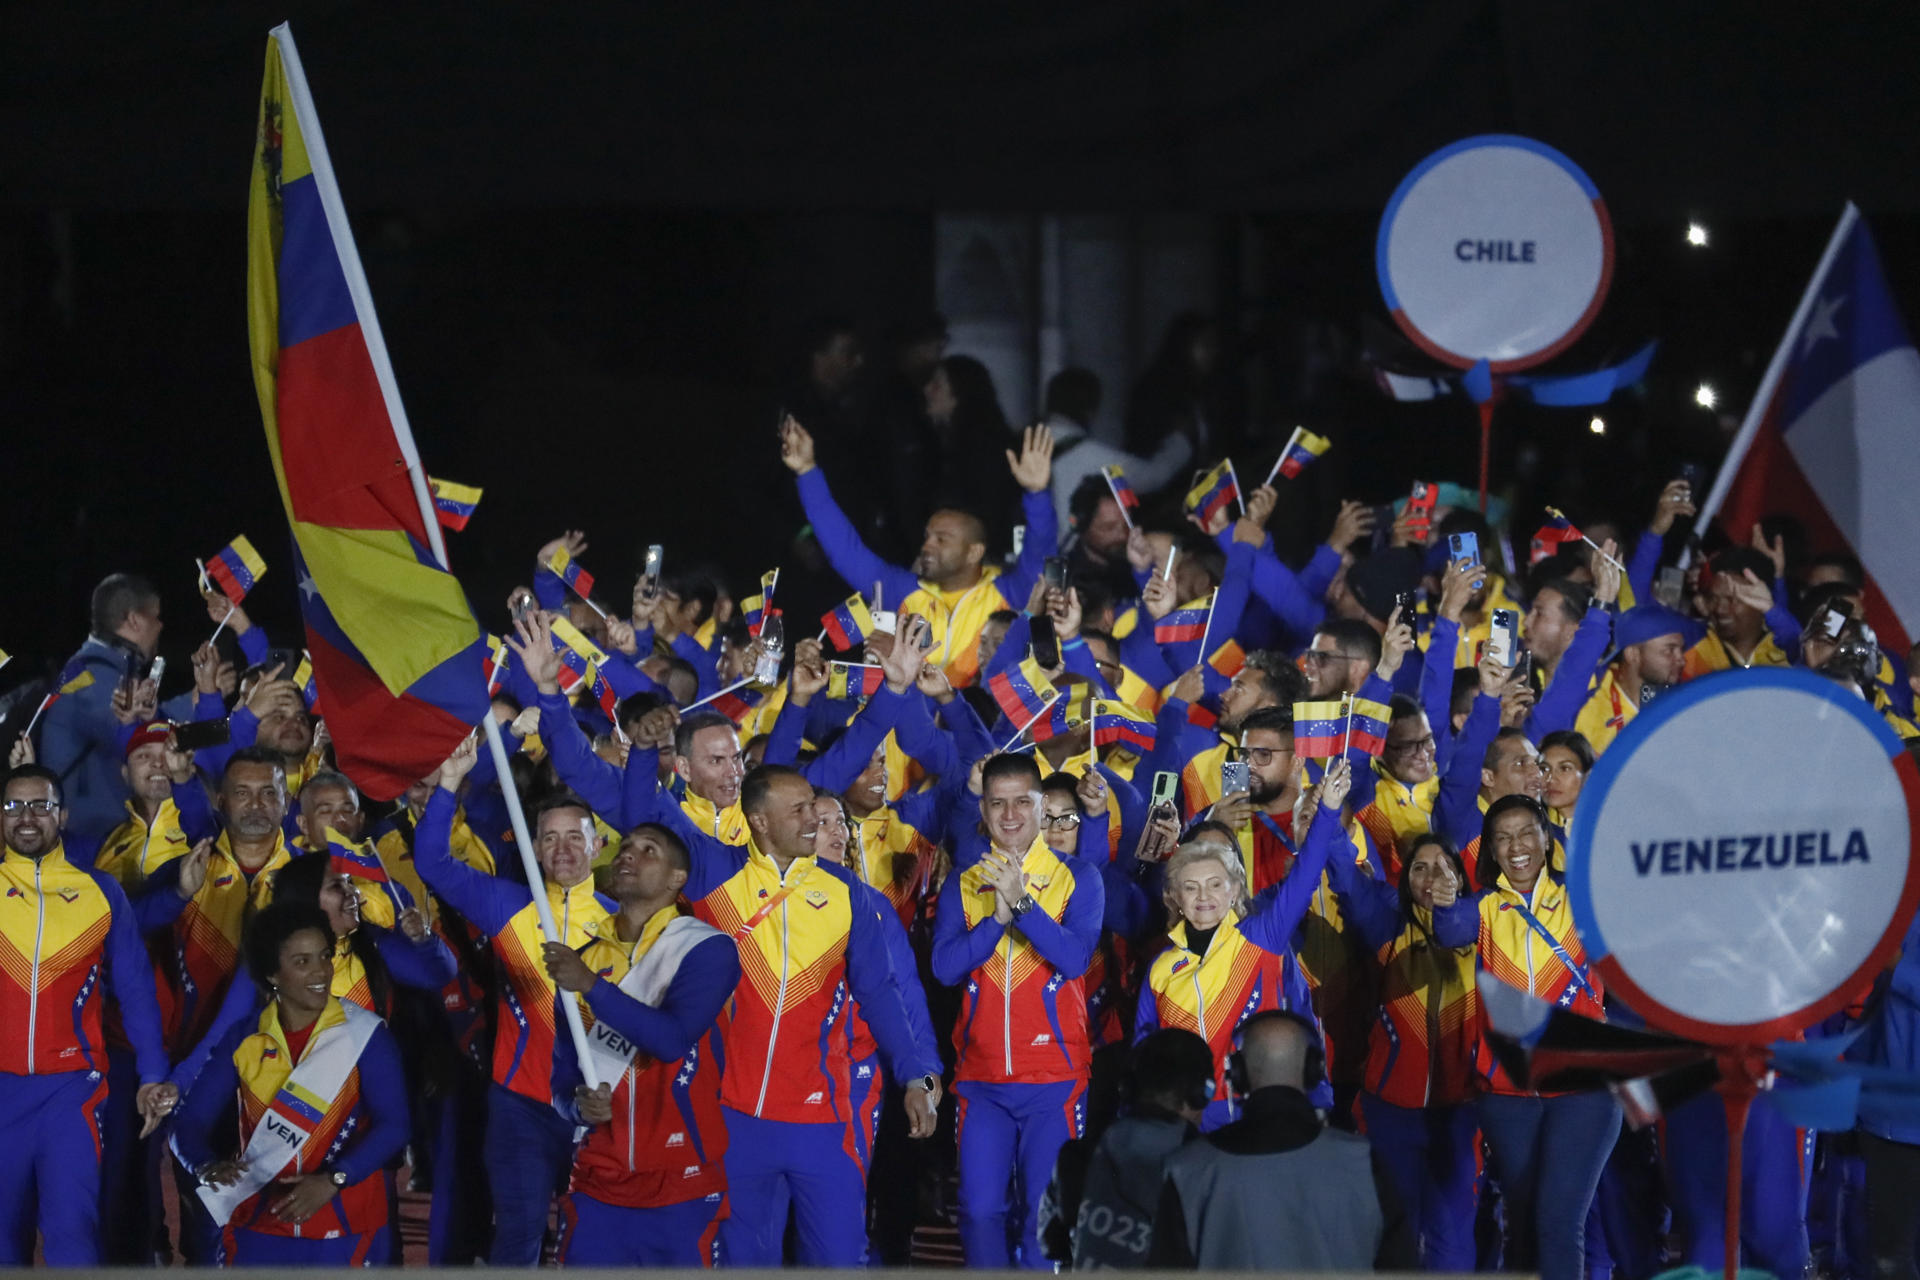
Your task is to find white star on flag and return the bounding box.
[1802,292,1847,356]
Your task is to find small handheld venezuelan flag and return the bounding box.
[428,477,483,532]
[820,594,876,651]
[1292,698,1351,759]
[1184,459,1241,526]
[547,547,596,600]
[293,653,319,711]
[1154,602,1210,646]
[987,656,1059,725]
[741,569,780,638]
[828,662,885,701]
[481,635,510,697]
[1530,507,1584,566]
[1100,465,1140,528]
[549,617,616,715]
[1267,427,1331,483]
[1206,639,1247,679]
[1027,686,1088,744]
[326,829,415,914]
[1347,697,1391,757]
[1091,699,1157,754]
[709,683,767,725]
[204,536,267,605]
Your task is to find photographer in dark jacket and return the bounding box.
[1042,1029,1212,1269]
[1151,1010,1415,1270]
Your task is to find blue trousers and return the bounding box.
[955,1077,1087,1270]
[1360,1092,1478,1271]
[720,1108,869,1266]
[1478,1090,1622,1280]
[1664,1090,1811,1275]
[99,1049,163,1264]
[222,1224,389,1266]
[558,1190,727,1266]
[482,1083,577,1265]
[426,1070,492,1264]
[0,1070,110,1266]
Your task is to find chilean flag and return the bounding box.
[1701,205,1920,656]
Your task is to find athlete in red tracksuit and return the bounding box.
[932,753,1104,1269]
[545,823,740,1267]
[0,767,176,1265]
[641,755,944,1267]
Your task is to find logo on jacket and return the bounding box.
[805,1091,824,1105]
[683,1165,702,1179]
[856,1064,873,1079]
[213,874,236,888]
[5,887,20,898]
[1031,1033,1052,1047]
[263,1045,279,1059]
[805,890,829,909]
[596,966,614,979]
[56,889,79,904]
[665,1132,685,1148]
[1170,957,1190,974]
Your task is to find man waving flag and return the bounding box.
[249,24,488,799]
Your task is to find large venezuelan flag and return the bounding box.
[248,25,488,799]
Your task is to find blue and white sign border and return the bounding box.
[1376,133,1615,373]
[1568,667,1920,1045]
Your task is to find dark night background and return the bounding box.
[6,2,1920,691]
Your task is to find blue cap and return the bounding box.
[1612,604,1690,653]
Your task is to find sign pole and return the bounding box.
[1477,400,1494,514]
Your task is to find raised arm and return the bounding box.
[413,744,527,937]
[1239,764,1351,955]
[785,417,919,605]
[372,922,461,992]
[580,932,739,1063]
[511,613,625,823]
[995,425,1063,607]
[1528,552,1617,741]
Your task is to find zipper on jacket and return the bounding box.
[627,1063,637,1170]
[28,861,45,1073]
[1003,937,1015,1076]
[755,870,793,1116]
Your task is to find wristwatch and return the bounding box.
[914,1074,938,1094]
[328,1168,349,1188]
[1010,892,1038,920]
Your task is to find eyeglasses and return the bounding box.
[1385,735,1435,757]
[1243,747,1290,766]
[1,799,60,816]
[1041,813,1083,830]
[1299,651,1352,667]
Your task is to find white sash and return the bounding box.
[583,915,720,1084]
[192,1000,382,1227]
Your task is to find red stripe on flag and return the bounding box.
[275,326,430,543]
[304,627,475,801]
[1722,410,1914,656]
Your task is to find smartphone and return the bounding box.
[1406,480,1437,540]
[1817,606,1848,641]
[1012,526,1026,559]
[1487,608,1520,667]
[1150,770,1180,810]
[641,545,664,599]
[1654,566,1685,608]
[1513,650,1534,688]
[264,647,304,679]
[1393,590,1415,622]
[1221,758,1251,800]
[1676,464,1706,498]
[116,655,149,701]
[1043,556,1068,592]
[147,656,167,692]
[170,719,231,752]
[509,589,536,628]
[1029,615,1061,669]
[1449,531,1481,565]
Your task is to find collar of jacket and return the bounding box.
[745,833,816,884]
[1,841,73,870]
[1203,1086,1321,1156]
[589,902,681,954]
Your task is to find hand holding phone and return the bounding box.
[1029,616,1061,670]
[1487,608,1519,667]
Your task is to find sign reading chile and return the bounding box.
[1568,669,1920,1047]
[1376,134,1614,373]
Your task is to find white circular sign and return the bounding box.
[1376,134,1613,372]
[1569,669,1920,1044]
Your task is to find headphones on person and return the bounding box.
[1224,1009,1326,1099]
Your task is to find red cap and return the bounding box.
[124,721,171,758]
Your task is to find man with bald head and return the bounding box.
[1151,1011,1414,1269]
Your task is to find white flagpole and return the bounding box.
[1225,458,1246,518]
[276,24,595,1080]
[1340,694,1355,756]
[684,675,757,712]
[1264,427,1304,488]
[1690,203,1861,564]
[1195,588,1221,666]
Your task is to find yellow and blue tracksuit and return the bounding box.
[932,834,1102,1269]
[410,788,613,1265]
[0,841,170,1265]
[93,796,193,888]
[1326,833,1478,1271]
[795,463,1059,687]
[551,908,740,1268]
[1134,807,1338,1131]
[642,788,942,1266]
[843,882,938,1174]
[1434,873,1618,1280]
[172,997,409,1266]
